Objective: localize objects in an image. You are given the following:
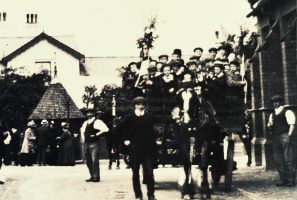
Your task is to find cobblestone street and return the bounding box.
[1,143,297,200]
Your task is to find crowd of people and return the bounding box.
[0,119,79,168]
[121,45,248,110]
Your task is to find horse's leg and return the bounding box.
[211,141,224,188]
[199,141,211,199]
[181,148,191,198]
[179,139,191,198]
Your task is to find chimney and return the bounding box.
[26,13,38,24]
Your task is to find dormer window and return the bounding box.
[26,13,38,24]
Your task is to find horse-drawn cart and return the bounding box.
[145,87,245,198]
[108,84,245,199]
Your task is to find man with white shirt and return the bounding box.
[81,108,109,182]
[267,95,296,187]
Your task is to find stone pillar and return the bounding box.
[249,58,264,166]
[257,23,284,169]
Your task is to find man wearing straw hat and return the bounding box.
[81,108,109,182]
[36,119,50,166]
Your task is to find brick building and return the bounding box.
[247,0,296,168]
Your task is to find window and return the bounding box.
[281,11,296,41]
[35,61,52,78]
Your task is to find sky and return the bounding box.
[2,0,257,57]
[1,0,258,108]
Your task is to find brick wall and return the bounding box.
[248,0,296,168]
[281,19,297,105]
[258,24,284,136]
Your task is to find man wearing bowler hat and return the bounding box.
[267,95,296,187]
[170,49,184,65]
[115,97,160,200]
[81,108,109,182]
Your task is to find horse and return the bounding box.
[172,87,225,199]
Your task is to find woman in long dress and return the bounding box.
[57,122,75,166]
[20,120,37,166]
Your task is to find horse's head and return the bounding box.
[172,89,196,125]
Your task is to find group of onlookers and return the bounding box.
[0,119,79,167]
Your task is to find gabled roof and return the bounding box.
[29,82,85,120]
[1,32,84,64]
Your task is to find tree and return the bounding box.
[0,69,50,129]
[220,26,259,60]
[95,84,132,117]
[82,85,99,109]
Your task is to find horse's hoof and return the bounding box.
[200,193,211,200]
[182,194,191,200]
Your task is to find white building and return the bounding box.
[0,9,127,108]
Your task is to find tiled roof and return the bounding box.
[29,82,85,120]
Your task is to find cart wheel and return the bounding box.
[224,139,234,191]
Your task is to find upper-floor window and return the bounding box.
[281,11,296,41]
[0,12,7,22]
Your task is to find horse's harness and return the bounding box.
[172,89,211,135]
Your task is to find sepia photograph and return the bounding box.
[0,0,296,199]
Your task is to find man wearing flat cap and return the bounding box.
[226,60,246,88]
[216,46,228,62]
[186,61,198,79]
[81,108,109,182]
[158,54,169,64]
[207,63,228,108]
[208,47,217,61]
[189,56,200,63]
[267,95,296,187]
[193,47,203,61]
[114,96,161,200]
